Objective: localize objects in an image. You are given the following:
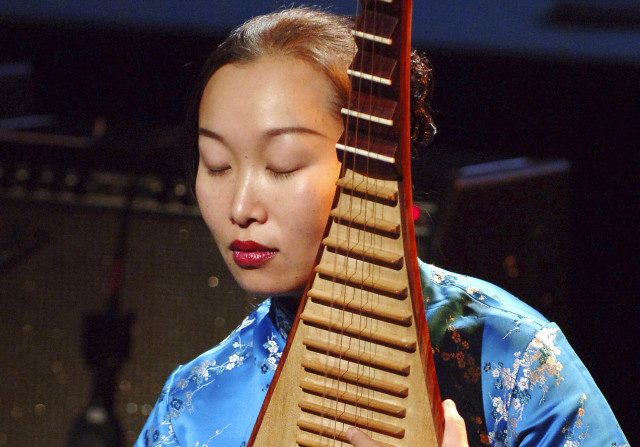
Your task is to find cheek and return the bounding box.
[195,172,228,241]
[285,171,338,239]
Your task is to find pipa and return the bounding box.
[248,1,444,445]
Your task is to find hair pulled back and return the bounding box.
[187,7,436,186]
[186,8,356,183]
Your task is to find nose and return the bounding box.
[230,172,267,227]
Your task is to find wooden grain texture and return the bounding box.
[248,1,443,444]
[251,169,440,446]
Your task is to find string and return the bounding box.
[314,1,407,444]
[352,0,377,440]
[340,0,383,442]
[322,0,370,442]
[320,0,364,442]
[333,0,366,440]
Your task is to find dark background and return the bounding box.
[1,1,638,445]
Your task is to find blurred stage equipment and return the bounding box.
[428,157,572,325]
[67,176,136,447]
[0,162,249,446]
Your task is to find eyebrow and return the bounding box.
[198,126,326,143]
[198,127,225,143]
[264,126,325,138]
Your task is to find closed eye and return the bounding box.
[267,167,297,179]
[207,166,231,177]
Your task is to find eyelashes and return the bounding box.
[207,166,230,177]
[205,166,297,179]
[267,168,296,179]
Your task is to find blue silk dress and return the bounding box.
[135,261,628,446]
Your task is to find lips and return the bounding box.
[230,240,277,268]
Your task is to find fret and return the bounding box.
[299,377,407,417]
[307,287,411,324]
[337,127,398,163]
[322,235,403,268]
[344,92,397,124]
[352,30,392,46]
[336,143,395,164]
[299,401,405,438]
[335,172,398,203]
[315,259,407,297]
[348,50,397,86]
[348,68,391,85]
[300,311,417,351]
[303,338,411,375]
[330,203,400,236]
[359,0,396,6]
[353,11,398,46]
[300,357,409,397]
[341,108,393,126]
[296,420,399,447]
[361,0,395,5]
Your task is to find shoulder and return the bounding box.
[136,299,281,446]
[419,260,548,332]
[163,299,272,395]
[419,261,564,387]
[417,262,629,445]
[153,300,274,423]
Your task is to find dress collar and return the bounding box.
[268,296,297,339]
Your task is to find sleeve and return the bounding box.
[508,323,628,446]
[133,367,183,447]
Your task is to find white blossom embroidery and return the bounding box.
[261,334,282,372]
[484,327,565,444]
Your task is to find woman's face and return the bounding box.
[196,56,343,296]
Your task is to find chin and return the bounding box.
[234,271,305,298]
[222,253,310,297]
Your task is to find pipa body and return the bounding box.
[248,1,443,445]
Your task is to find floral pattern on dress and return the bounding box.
[436,320,481,384]
[433,321,490,445]
[166,334,251,421]
[193,423,231,447]
[559,394,631,447]
[148,313,257,444]
[260,334,282,373]
[146,420,177,447]
[484,326,564,445]
[561,393,590,446]
[427,271,489,446]
[136,265,629,447]
[271,298,293,339]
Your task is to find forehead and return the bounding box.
[198,56,337,130]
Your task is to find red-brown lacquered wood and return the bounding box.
[339,127,399,162]
[343,91,398,125]
[354,10,398,44]
[349,50,398,84]
[248,1,444,445]
[395,0,445,443]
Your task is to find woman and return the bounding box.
[136,8,628,447]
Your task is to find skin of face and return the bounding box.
[196,55,343,297]
[196,54,468,447]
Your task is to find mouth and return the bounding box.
[230,240,278,268]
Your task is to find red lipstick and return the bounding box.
[230,240,277,268]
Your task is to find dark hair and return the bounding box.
[185,7,356,188]
[411,49,437,146]
[186,7,435,189]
